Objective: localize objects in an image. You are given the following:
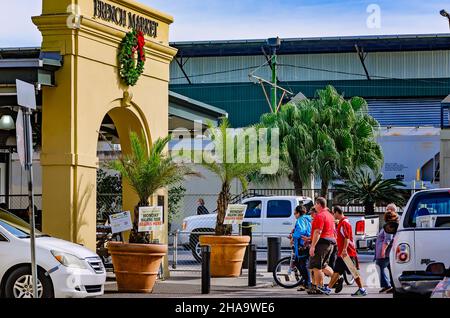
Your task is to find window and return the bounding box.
[406,192,450,228]
[244,201,262,219]
[267,200,292,218]
[0,232,7,242]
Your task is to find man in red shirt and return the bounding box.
[328,206,367,296]
[308,197,336,295]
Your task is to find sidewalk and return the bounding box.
[101,270,275,298]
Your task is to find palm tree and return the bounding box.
[257,102,317,195]
[201,119,262,235]
[110,131,198,243]
[335,169,406,215]
[312,86,383,196]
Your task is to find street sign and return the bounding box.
[15,79,38,298]
[109,211,132,234]
[15,109,26,169]
[16,79,36,110]
[224,204,247,225]
[138,206,163,232]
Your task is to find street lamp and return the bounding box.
[0,114,15,130]
[440,9,450,28]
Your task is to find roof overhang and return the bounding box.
[172,33,450,58]
[169,91,227,130]
[0,50,62,90]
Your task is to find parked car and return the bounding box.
[389,188,450,298]
[180,195,379,261]
[0,209,106,298]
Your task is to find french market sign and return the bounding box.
[93,0,158,38]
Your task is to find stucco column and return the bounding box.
[440,130,450,188]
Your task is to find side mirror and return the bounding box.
[426,262,446,276]
[384,221,399,235]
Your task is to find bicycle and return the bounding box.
[272,247,355,288]
[272,248,305,288]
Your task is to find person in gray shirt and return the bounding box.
[375,204,399,293]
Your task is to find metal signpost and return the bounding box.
[16,79,38,298]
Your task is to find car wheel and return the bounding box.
[5,266,54,298]
[190,234,202,263]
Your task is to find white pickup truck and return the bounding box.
[389,188,450,298]
[179,196,379,261]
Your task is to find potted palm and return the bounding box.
[108,131,197,293]
[197,119,262,277]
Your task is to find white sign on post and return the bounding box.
[16,79,36,110]
[109,211,132,234]
[15,109,26,169]
[224,204,247,225]
[138,206,163,232]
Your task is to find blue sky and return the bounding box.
[1,0,449,47]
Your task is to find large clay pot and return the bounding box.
[199,235,250,277]
[108,242,167,293]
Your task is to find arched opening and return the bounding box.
[96,105,151,245]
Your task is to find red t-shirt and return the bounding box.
[336,217,357,257]
[311,208,336,241]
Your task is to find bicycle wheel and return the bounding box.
[343,270,355,285]
[272,256,303,288]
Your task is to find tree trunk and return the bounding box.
[129,199,151,244]
[292,172,304,196]
[320,180,328,198]
[215,182,232,236]
[365,202,375,216]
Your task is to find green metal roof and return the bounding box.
[170,78,450,127]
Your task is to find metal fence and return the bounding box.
[97,193,122,223]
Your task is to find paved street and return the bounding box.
[101,253,392,298]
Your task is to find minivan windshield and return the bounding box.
[0,209,46,239]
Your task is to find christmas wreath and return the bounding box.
[118,29,146,86]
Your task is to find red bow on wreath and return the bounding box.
[137,31,146,61]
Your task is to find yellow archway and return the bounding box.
[32,0,176,252]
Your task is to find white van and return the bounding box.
[0,209,106,298]
[390,188,450,297]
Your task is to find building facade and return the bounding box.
[169,35,450,188]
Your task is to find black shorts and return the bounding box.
[334,256,359,275]
[309,241,333,270]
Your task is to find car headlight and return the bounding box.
[182,221,187,231]
[51,251,87,269]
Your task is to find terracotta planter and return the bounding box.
[199,235,250,277]
[108,242,167,293]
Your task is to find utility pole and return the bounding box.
[267,37,281,112]
[271,52,277,111]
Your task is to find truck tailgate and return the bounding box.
[365,215,379,237]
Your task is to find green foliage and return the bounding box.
[255,85,383,196]
[335,169,407,215]
[96,169,122,221]
[97,169,122,194]
[168,185,186,228]
[199,119,263,235]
